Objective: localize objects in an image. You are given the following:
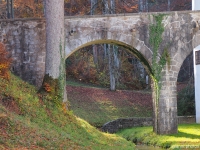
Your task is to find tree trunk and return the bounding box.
[103,0,117,91]
[110,0,115,14]
[91,0,98,15]
[92,45,98,66]
[113,45,120,87]
[91,0,98,67]
[44,0,67,102]
[139,0,143,12]
[108,45,116,91]
[168,0,170,11]
[146,0,149,12]
[102,0,109,14]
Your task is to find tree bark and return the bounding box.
[108,45,116,91]
[139,0,143,12]
[44,0,67,102]
[102,0,109,14]
[168,0,170,11]
[91,0,98,15]
[102,0,118,91]
[91,0,98,67]
[110,0,115,14]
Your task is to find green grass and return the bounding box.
[116,124,200,149]
[67,81,152,127]
[67,79,105,88]
[70,100,150,127]
[0,73,135,149]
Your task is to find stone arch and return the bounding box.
[65,37,179,134]
[65,16,153,67]
[168,30,200,91]
[158,31,200,133]
[65,39,153,75]
[65,39,156,130]
[153,33,200,135]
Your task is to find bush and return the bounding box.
[0,43,12,80]
[177,84,195,116]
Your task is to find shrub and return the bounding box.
[177,84,195,116]
[0,42,12,80]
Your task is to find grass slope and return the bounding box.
[66,82,152,127]
[0,74,134,149]
[117,124,200,149]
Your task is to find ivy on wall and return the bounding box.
[149,14,170,133]
[149,14,170,99]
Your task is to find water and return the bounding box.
[136,145,164,150]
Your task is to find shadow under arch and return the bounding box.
[65,39,153,76]
[177,51,195,116]
[177,51,193,83]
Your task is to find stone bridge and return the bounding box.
[0,10,200,134]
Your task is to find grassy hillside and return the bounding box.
[0,73,134,149]
[66,81,152,127]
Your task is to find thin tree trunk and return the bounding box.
[91,0,99,67]
[92,45,98,66]
[91,0,98,15]
[108,45,116,91]
[139,0,143,12]
[113,45,120,86]
[110,0,115,14]
[168,0,170,11]
[146,0,149,12]
[102,0,109,14]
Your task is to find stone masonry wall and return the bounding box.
[0,18,46,88]
[102,116,196,133]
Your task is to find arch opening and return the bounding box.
[65,40,153,76]
[177,51,195,117]
[65,41,153,127]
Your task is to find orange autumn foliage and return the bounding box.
[43,82,52,92]
[0,43,12,80]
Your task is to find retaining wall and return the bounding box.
[101,116,196,133]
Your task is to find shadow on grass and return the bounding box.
[169,131,200,140]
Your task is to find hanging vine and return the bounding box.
[149,14,170,99]
[149,14,170,133]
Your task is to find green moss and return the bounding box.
[40,74,62,107]
[150,14,166,83]
[58,41,66,102]
[149,14,171,99]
